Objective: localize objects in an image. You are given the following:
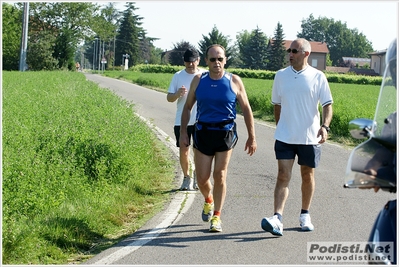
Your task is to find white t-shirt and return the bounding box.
[271,65,333,144]
[168,68,205,126]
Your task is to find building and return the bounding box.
[341,57,371,68]
[369,49,387,75]
[269,40,330,71]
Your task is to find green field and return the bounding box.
[2,71,175,264]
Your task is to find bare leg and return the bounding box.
[212,149,233,213]
[179,145,190,177]
[300,165,315,210]
[274,159,295,215]
[194,148,213,199]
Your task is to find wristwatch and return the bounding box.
[321,124,330,133]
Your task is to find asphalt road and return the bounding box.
[83,73,394,265]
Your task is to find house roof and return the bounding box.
[342,57,370,62]
[269,40,330,53]
[280,40,329,53]
[369,49,387,56]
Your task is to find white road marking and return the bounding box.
[91,115,196,265]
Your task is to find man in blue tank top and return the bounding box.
[180,44,257,232]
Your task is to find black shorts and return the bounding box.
[174,125,195,147]
[274,140,321,168]
[193,121,238,156]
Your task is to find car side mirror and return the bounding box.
[349,118,376,139]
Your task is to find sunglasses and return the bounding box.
[209,57,224,62]
[286,48,303,54]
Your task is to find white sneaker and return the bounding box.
[261,215,283,236]
[193,171,199,190]
[180,176,192,191]
[299,213,314,231]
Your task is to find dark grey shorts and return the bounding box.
[274,140,321,168]
[193,122,238,156]
[174,125,195,147]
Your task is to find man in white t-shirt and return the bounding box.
[261,38,333,236]
[167,47,204,190]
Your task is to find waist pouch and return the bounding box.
[196,119,234,130]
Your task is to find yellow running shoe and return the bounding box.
[202,202,214,222]
[209,216,222,232]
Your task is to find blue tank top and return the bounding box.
[195,71,237,125]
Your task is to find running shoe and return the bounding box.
[202,202,214,222]
[180,175,192,191]
[299,213,314,231]
[261,215,283,236]
[209,216,222,232]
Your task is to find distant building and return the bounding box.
[341,57,371,68]
[268,40,329,71]
[369,49,387,75]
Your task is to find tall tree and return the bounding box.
[2,3,22,70]
[237,26,268,69]
[297,14,373,66]
[28,2,99,70]
[27,30,59,70]
[93,3,122,69]
[267,22,286,71]
[198,25,236,68]
[115,2,144,67]
[168,41,196,66]
[235,30,252,68]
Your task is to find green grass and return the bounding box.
[2,71,175,264]
[103,70,380,146]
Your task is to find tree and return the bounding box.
[197,25,237,68]
[92,3,122,69]
[115,2,144,67]
[267,22,286,71]
[148,46,163,65]
[2,3,22,70]
[27,30,59,70]
[168,41,196,66]
[297,14,373,66]
[235,30,252,68]
[237,26,268,69]
[29,2,99,70]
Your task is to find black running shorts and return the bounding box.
[193,122,238,156]
[274,140,321,168]
[174,125,195,147]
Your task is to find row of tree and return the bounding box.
[2,2,375,71]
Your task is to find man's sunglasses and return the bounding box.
[209,57,224,62]
[286,48,303,54]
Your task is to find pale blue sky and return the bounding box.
[114,1,398,51]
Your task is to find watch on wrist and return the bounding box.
[322,124,330,133]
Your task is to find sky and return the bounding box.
[111,0,398,51]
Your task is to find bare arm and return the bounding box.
[166,85,187,102]
[232,75,257,156]
[274,104,281,125]
[321,104,333,127]
[179,75,200,146]
[318,103,333,144]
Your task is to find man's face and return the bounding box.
[288,41,307,68]
[184,58,199,74]
[205,47,226,71]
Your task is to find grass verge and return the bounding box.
[2,71,176,264]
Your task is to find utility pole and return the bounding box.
[98,37,101,72]
[19,2,29,71]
